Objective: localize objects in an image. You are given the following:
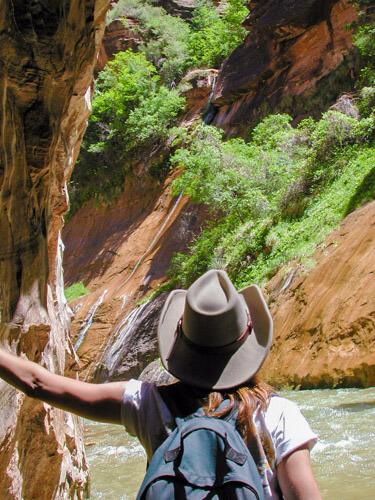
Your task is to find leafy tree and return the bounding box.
[186,0,248,68]
[171,117,308,222]
[68,50,185,215]
[122,0,191,84]
[353,11,375,85]
[106,0,248,78]
[167,104,375,289]
[171,124,268,223]
[91,48,185,150]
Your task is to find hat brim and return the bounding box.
[158,285,273,390]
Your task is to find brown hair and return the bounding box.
[201,376,274,446]
[161,376,274,446]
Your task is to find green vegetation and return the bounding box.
[68,0,248,217]
[353,2,375,85]
[186,0,248,69]
[68,50,185,215]
[64,283,90,302]
[108,0,191,84]
[68,1,375,296]
[159,8,375,289]
[168,98,375,288]
[106,0,248,83]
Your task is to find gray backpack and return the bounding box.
[136,404,265,500]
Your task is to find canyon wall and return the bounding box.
[63,171,208,381]
[261,199,375,389]
[0,1,372,497]
[0,1,109,498]
[62,0,375,391]
[212,0,359,134]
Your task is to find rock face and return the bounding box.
[93,292,169,383]
[212,0,359,134]
[96,18,142,73]
[63,171,207,381]
[261,200,375,389]
[178,69,219,124]
[0,1,109,498]
[154,0,197,20]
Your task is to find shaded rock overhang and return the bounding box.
[213,0,360,134]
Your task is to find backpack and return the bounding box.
[136,403,265,500]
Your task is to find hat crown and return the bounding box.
[182,270,248,347]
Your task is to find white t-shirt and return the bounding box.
[121,379,317,499]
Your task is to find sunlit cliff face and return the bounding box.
[0,1,109,498]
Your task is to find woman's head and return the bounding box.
[158,270,273,390]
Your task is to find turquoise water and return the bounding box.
[84,387,375,499]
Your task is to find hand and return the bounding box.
[0,348,126,424]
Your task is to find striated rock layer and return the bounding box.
[213,0,360,134]
[261,200,375,389]
[0,1,109,498]
[63,171,207,381]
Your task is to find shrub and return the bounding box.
[167,106,375,289]
[353,20,375,85]
[64,283,90,302]
[357,86,375,118]
[68,50,185,215]
[186,0,248,69]
[106,0,248,80]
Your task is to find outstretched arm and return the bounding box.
[0,348,126,424]
[277,443,322,500]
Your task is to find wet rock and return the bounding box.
[139,359,175,385]
[178,69,219,124]
[63,171,206,381]
[93,293,169,383]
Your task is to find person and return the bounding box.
[0,270,322,499]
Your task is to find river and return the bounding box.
[84,387,375,499]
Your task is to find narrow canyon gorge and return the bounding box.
[0,0,374,498]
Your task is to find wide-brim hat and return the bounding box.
[158,269,273,390]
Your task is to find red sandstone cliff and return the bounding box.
[62,0,375,390]
[212,0,359,134]
[261,200,375,388]
[1,1,373,498]
[63,178,375,389]
[0,1,109,498]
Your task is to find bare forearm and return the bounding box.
[0,348,126,424]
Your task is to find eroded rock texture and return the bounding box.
[213,0,359,134]
[96,18,142,73]
[93,292,169,383]
[0,1,109,498]
[261,200,375,389]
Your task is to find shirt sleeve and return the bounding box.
[121,379,143,437]
[270,398,317,465]
[121,379,175,462]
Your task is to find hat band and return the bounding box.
[167,314,252,360]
